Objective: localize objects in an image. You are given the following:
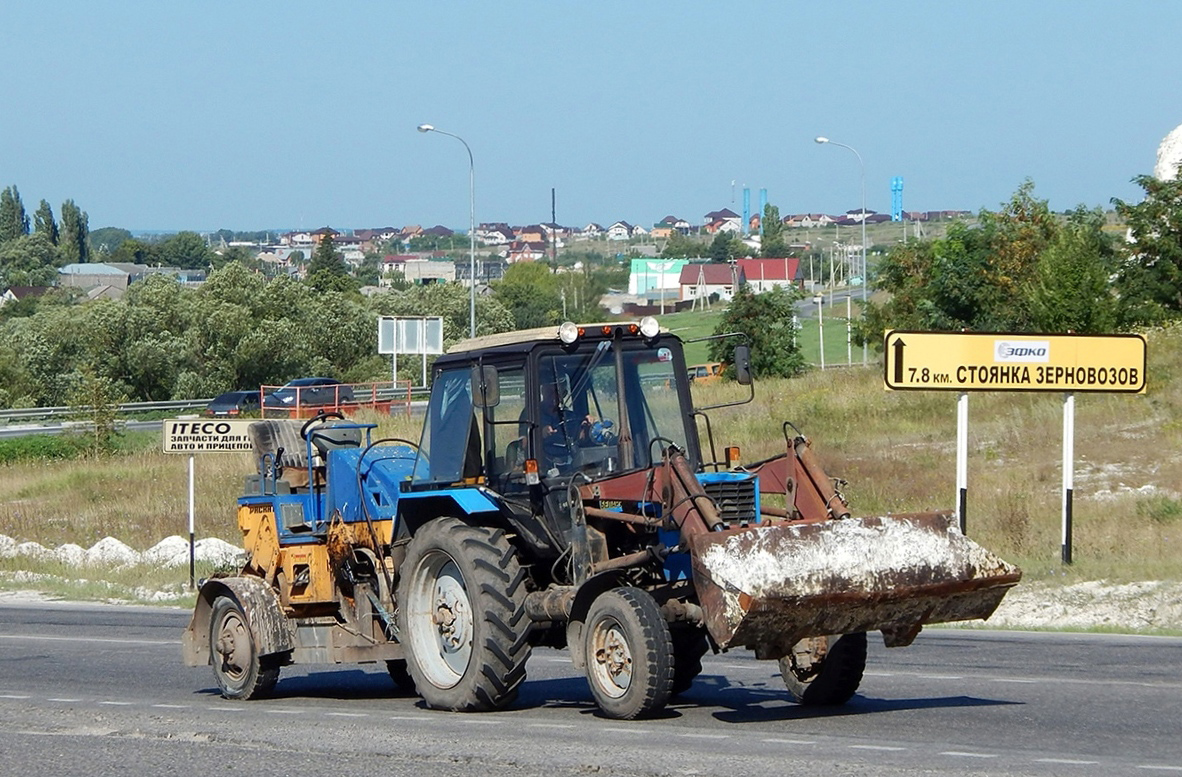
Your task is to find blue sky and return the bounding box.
[1,1,1178,233]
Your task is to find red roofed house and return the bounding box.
[678,262,745,303]
[736,258,804,293]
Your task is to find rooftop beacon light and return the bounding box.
[639,316,660,339]
[558,321,580,344]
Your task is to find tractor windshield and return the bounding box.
[411,368,480,485]
[537,339,690,476]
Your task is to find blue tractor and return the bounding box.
[183,318,1020,719]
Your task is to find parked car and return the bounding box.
[262,377,355,411]
[687,362,724,384]
[203,390,262,417]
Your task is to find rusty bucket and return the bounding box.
[687,512,1021,659]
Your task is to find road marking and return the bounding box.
[1036,758,1099,765]
[266,709,304,715]
[151,704,189,709]
[209,706,245,712]
[918,674,963,680]
[941,751,997,758]
[0,634,178,646]
[849,745,905,752]
[991,678,1038,684]
[0,694,31,699]
[389,715,431,721]
[1137,766,1182,772]
[679,733,729,740]
[528,723,575,729]
[456,718,501,725]
[603,727,650,735]
[863,671,895,677]
[47,698,82,702]
[98,701,133,706]
[761,738,816,745]
[325,712,368,718]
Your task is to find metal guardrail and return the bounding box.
[0,385,423,424]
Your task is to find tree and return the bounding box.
[708,230,748,262]
[0,186,30,244]
[306,234,356,293]
[493,261,562,329]
[156,231,212,269]
[660,230,701,259]
[59,199,89,263]
[1028,207,1119,333]
[33,200,58,245]
[1112,173,1182,323]
[760,204,788,258]
[90,227,133,255]
[0,233,62,287]
[708,285,806,378]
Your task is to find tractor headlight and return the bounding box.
[558,321,579,344]
[639,316,660,338]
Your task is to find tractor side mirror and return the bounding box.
[471,364,500,408]
[733,345,752,385]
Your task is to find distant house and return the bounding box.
[736,258,803,293]
[311,226,341,243]
[703,208,741,234]
[0,286,49,307]
[628,258,689,296]
[607,221,634,240]
[581,223,605,238]
[785,213,835,228]
[678,262,744,302]
[59,263,141,292]
[421,225,455,237]
[506,240,549,263]
[654,215,692,236]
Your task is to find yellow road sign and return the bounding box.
[162,419,257,453]
[882,331,1147,393]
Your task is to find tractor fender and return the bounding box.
[396,488,505,536]
[181,576,294,666]
[565,570,626,670]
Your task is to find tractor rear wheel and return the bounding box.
[583,587,674,719]
[209,595,280,700]
[397,518,531,711]
[778,632,867,706]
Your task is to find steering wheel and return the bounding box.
[300,411,345,440]
[589,418,616,445]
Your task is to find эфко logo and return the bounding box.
[994,340,1050,363]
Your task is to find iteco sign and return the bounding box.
[883,331,1147,393]
[162,419,257,453]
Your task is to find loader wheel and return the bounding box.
[209,596,280,700]
[778,632,867,706]
[583,587,674,720]
[670,628,710,696]
[397,517,531,711]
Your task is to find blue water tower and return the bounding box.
[890,177,904,222]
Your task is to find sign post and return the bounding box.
[883,330,1147,559]
[379,316,445,389]
[162,419,258,588]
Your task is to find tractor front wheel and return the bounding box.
[778,632,867,706]
[209,595,280,700]
[583,587,674,720]
[396,518,531,711]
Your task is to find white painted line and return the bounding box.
[992,678,1038,684]
[0,634,178,646]
[602,727,651,735]
[761,738,816,745]
[723,664,758,671]
[266,709,304,715]
[679,733,729,740]
[1036,758,1099,765]
[940,751,997,759]
[98,701,133,706]
[863,671,895,677]
[528,723,575,729]
[456,718,501,725]
[325,712,368,718]
[0,694,31,700]
[389,715,431,721]
[1137,766,1182,772]
[47,698,82,702]
[918,674,963,680]
[209,706,245,712]
[849,745,905,752]
[152,704,189,709]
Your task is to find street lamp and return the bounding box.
[418,123,477,338]
[815,136,867,366]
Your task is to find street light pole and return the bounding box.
[815,136,867,365]
[418,123,477,338]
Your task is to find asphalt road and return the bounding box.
[1,601,1180,776]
